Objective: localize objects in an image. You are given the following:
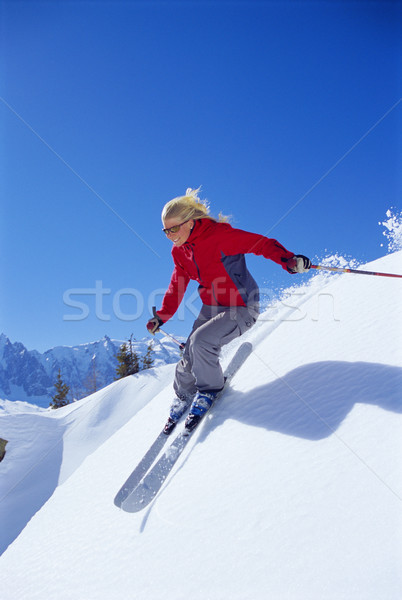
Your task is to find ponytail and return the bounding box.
[161,187,230,224]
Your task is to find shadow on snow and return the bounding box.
[199,360,402,442]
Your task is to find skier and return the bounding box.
[146,188,311,434]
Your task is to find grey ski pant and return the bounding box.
[173,304,258,398]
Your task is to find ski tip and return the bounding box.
[113,488,129,508]
[120,494,155,513]
[119,502,143,513]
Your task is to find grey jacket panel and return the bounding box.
[220,252,260,311]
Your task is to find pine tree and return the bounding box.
[0,438,8,462]
[141,340,155,370]
[115,335,140,379]
[50,369,71,409]
[115,343,130,379]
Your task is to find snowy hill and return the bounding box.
[0,334,182,407]
[0,251,401,600]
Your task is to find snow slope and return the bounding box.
[0,251,401,600]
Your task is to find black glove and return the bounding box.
[286,255,311,274]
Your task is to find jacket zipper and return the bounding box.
[211,282,221,305]
[189,242,222,305]
[190,244,203,283]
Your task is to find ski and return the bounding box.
[114,430,170,508]
[119,342,253,513]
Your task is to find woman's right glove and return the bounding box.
[286,255,311,274]
[146,314,164,335]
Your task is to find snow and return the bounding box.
[380,208,402,252]
[0,251,402,600]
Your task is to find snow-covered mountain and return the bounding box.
[0,251,401,599]
[0,334,182,407]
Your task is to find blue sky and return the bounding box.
[1,0,401,352]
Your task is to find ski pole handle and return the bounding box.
[152,307,186,351]
[311,264,402,279]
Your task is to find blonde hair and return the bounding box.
[162,187,230,224]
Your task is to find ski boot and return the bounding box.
[184,390,217,433]
[163,393,193,435]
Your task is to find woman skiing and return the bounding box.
[147,188,311,434]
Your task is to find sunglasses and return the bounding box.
[162,220,190,236]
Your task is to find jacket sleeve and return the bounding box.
[156,259,190,323]
[220,225,294,270]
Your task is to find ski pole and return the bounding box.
[156,328,186,351]
[311,264,402,278]
[152,307,186,350]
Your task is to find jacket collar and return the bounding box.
[185,218,215,245]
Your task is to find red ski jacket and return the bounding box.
[157,218,294,323]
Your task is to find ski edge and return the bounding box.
[113,430,168,508]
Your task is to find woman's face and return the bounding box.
[162,218,194,247]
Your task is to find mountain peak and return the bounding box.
[0,333,182,407]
